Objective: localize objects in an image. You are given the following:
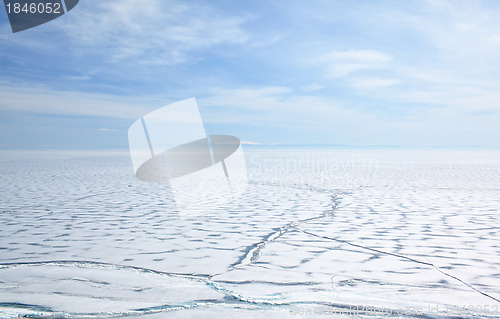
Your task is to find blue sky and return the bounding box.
[1,0,500,148]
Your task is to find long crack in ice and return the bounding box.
[213,194,342,278]
[296,223,500,304]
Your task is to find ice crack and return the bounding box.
[296,228,500,304]
[218,195,341,276]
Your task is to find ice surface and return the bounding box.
[1,149,500,318]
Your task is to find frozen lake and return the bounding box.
[1,149,500,318]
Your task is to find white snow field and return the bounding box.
[0,149,499,318]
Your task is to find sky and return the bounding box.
[1,0,500,148]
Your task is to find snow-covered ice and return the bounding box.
[1,149,499,318]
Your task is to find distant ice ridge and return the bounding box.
[1,149,500,318]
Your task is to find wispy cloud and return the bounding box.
[61,0,251,64]
[201,86,292,110]
[325,49,392,78]
[199,86,373,129]
[2,0,500,147]
[241,140,260,145]
[0,83,160,119]
[349,77,400,90]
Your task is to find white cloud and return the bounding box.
[309,1,500,125]
[199,86,374,131]
[201,86,292,110]
[0,83,160,119]
[241,140,260,145]
[349,77,400,90]
[61,0,251,64]
[201,82,500,145]
[3,0,500,146]
[357,1,500,117]
[325,49,392,78]
[383,0,500,78]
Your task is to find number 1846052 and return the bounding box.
[5,2,62,14]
